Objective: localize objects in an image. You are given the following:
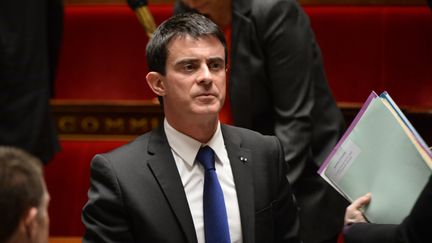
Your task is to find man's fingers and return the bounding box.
[350,193,372,210]
[344,193,372,225]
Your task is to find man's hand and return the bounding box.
[344,193,371,225]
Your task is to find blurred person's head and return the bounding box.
[0,147,49,243]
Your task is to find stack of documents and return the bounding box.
[319,91,432,224]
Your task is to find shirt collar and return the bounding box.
[164,119,226,167]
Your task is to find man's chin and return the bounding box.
[192,105,221,116]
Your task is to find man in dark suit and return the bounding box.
[82,13,301,243]
[173,1,348,243]
[343,174,432,243]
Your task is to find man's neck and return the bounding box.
[165,116,219,144]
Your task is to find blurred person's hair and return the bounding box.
[0,146,44,242]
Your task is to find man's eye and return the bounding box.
[209,62,223,71]
[183,64,195,72]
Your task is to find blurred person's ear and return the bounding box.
[23,207,39,240]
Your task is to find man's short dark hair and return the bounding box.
[146,12,228,76]
[0,147,44,242]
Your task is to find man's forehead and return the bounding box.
[166,35,225,60]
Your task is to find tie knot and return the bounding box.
[196,146,215,171]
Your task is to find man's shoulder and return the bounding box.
[221,124,278,146]
[222,124,257,135]
[96,131,153,162]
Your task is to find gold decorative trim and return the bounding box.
[51,100,163,140]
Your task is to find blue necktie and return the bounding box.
[196,146,231,243]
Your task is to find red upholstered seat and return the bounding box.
[308,6,432,107]
[55,5,173,100]
[45,140,127,236]
[55,5,432,107]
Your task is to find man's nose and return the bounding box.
[197,65,212,86]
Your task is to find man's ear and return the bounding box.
[23,207,38,239]
[146,72,166,96]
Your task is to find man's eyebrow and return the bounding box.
[174,58,200,66]
[173,57,225,65]
[207,57,225,63]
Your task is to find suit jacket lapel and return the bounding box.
[146,126,198,243]
[222,125,255,243]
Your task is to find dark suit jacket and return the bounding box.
[82,124,301,243]
[344,174,432,243]
[0,0,61,163]
[175,0,348,242]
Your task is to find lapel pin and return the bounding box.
[239,156,248,163]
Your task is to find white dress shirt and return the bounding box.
[164,119,242,243]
